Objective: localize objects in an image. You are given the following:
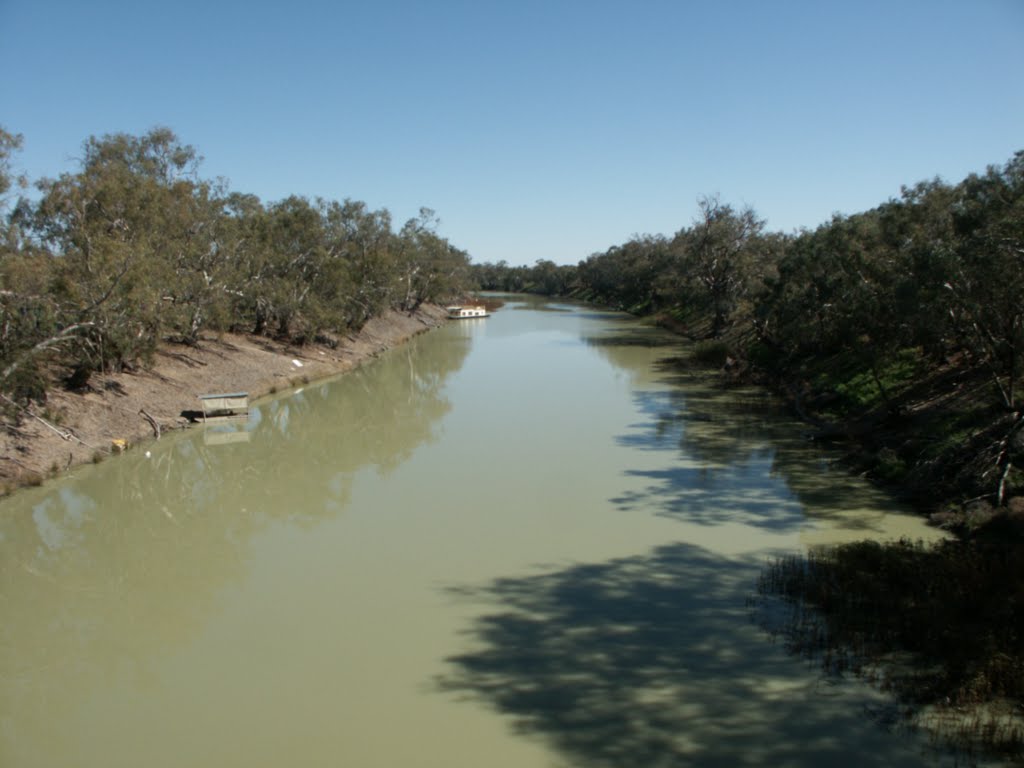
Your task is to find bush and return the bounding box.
[691,340,731,367]
[873,447,908,482]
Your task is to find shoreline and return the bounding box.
[0,304,450,494]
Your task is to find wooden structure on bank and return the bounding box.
[198,392,249,421]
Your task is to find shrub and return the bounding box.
[691,340,731,367]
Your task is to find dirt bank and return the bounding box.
[1,304,450,492]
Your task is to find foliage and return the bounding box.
[690,340,732,367]
[472,258,577,297]
[0,127,26,214]
[561,153,1023,506]
[469,152,1024,504]
[826,348,924,412]
[0,125,471,404]
[669,196,771,336]
[394,208,472,312]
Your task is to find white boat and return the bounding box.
[446,305,489,319]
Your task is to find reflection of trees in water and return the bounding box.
[440,543,938,768]
[0,330,470,739]
[0,460,254,746]
[228,334,470,518]
[612,359,910,533]
[579,323,689,395]
[582,326,681,366]
[161,330,469,520]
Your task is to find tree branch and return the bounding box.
[1,322,96,384]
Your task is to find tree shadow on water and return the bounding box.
[612,379,915,535]
[439,543,943,767]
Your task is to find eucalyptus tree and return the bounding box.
[0,127,56,402]
[246,195,332,339]
[470,261,495,291]
[0,127,26,223]
[940,154,1024,502]
[29,128,209,381]
[758,205,926,414]
[214,192,270,333]
[873,178,960,360]
[757,224,843,360]
[320,198,395,328]
[576,248,629,307]
[942,155,1024,413]
[526,259,576,297]
[622,235,674,311]
[150,176,239,344]
[470,260,509,291]
[0,128,65,402]
[670,197,768,337]
[394,208,470,311]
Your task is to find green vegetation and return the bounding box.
[690,339,732,368]
[0,126,472,418]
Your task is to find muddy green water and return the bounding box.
[2,296,962,767]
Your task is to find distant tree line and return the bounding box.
[473,258,577,297]
[0,126,471,404]
[472,154,1024,506]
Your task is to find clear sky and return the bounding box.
[1,0,1022,265]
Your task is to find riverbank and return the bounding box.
[648,313,1024,759]
[0,304,450,494]
[648,309,1023,534]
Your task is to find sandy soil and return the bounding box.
[1,305,450,491]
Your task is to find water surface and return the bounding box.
[1,296,957,767]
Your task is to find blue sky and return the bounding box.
[1,0,1022,265]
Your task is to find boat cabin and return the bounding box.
[446,305,489,319]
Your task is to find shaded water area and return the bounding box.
[1,295,974,767]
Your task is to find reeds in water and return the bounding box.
[756,536,1024,760]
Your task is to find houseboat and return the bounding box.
[446,305,489,319]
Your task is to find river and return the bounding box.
[1,295,963,767]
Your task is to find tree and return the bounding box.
[672,197,767,337]
[939,154,1024,503]
[0,127,26,215]
[31,133,170,378]
[394,208,470,311]
[320,198,395,328]
[527,259,575,296]
[246,195,330,338]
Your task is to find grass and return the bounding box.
[756,340,1010,506]
[872,447,908,482]
[807,347,924,414]
[918,406,992,461]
